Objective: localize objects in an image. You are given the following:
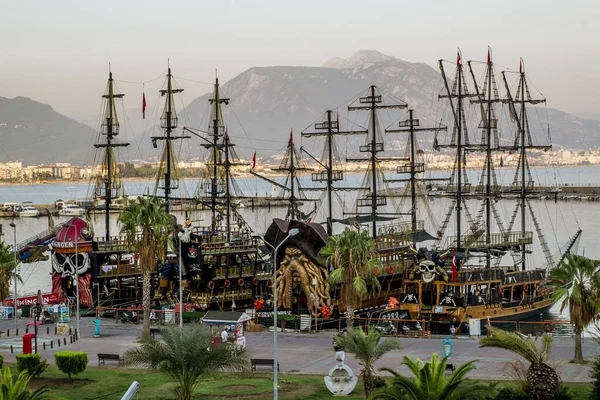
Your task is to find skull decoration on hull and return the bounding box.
[408,248,450,283]
[51,217,94,307]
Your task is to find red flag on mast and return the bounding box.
[288,129,293,144]
[487,48,491,65]
[142,92,147,119]
[451,250,458,282]
[456,51,461,66]
[252,151,256,169]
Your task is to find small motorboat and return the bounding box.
[58,204,85,216]
[19,206,40,217]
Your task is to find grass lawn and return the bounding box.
[7,365,592,399]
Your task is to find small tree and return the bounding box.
[0,368,52,400]
[319,229,382,327]
[16,353,48,378]
[55,351,87,381]
[371,353,490,400]
[123,323,248,400]
[332,327,402,398]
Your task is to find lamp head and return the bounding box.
[9,222,16,228]
[288,228,299,237]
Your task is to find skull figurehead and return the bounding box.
[418,260,437,283]
[51,217,94,306]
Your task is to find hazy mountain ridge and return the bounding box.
[0,96,94,165]
[3,50,599,164]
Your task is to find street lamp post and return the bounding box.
[267,228,299,400]
[9,222,17,330]
[34,301,41,353]
[74,235,80,337]
[178,238,183,329]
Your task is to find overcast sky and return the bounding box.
[2,0,599,120]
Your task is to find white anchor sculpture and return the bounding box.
[324,351,358,396]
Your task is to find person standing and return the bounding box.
[221,328,229,342]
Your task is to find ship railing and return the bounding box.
[484,319,573,337]
[378,220,425,236]
[94,237,132,253]
[376,235,411,251]
[98,262,141,278]
[444,230,533,249]
[96,306,195,326]
[16,223,64,252]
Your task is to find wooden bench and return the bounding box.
[403,330,431,339]
[150,327,163,338]
[98,353,122,366]
[251,358,279,371]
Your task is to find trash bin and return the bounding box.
[23,333,35,354]
[21,305,31,318]
[93,319,101,337]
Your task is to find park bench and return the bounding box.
[445,363,455,373]
[251,358,279,371]
[150,327,164,338]
[98,353,122,367]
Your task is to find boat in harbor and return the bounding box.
[58,204,85,216]
[391,49,581,331]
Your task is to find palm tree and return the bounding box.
[480,327,559,399]
[123,323,247,400]
[119,196,172,340]
[319,228,382,326]
[0,368,53,400]
[371,353,490,400]
[0,241,21,302]
[550,253,600,363]
[333,327,401,398]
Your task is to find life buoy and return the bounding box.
[523,284,529,292]
[534,282,540,290]
[224,279,231,288]
[238,278,245,287]
[387,265,394,274]
[544,323,554,333]
[252,277,259,286]
[207,281,215,290]
[265,279,272,289]
[134,253,140,261]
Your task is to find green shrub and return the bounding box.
[592,357,600,400]
[55,351,87,380]
[15,353,48,378]
[0,354,3,369]
[372,375,386,389]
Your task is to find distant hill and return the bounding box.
[0,96,95,165]
[179,50,600,157]
[5,51,600,165]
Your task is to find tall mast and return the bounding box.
[224,130,231,241]
[208,77,229,233]
[456,55,464,250]
[271,131,310,221]
[347,86,406,239]
[386,110,445,246]
[301,111,365,235]
[485,51,493,268]
[519,59,527,271]
[94,69,129,241]
[152,66,186,214]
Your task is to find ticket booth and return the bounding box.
[201,311,251,352]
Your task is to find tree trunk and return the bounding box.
[363,369,373,398]
[142,270,151,340]
[345,305,355,329]
[573,332,584,363]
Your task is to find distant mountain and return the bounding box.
[180,50,600,158]
[0,96,95,165]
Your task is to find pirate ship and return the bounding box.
[393,49,581,331]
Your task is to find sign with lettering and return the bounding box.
[4,293,60,307]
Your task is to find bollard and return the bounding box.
[69,327,72,336]
[10,345,13,353]
[25,327,29,334]
[16,328,18,336]
[43,342,46,350]
[47,327,49,334]
[54,327,57,334]
[70,336,72,344]
[57,339,60,347]
[50,341,53,349]
[63,338,66,346]
[6,329,9,337]
[75,328,78,339]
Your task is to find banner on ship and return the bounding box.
[3,293,60,307]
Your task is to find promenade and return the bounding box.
[0,317,597,383]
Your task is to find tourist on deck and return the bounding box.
[221,327,229,342]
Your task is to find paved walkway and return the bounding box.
[0,317,596,382]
